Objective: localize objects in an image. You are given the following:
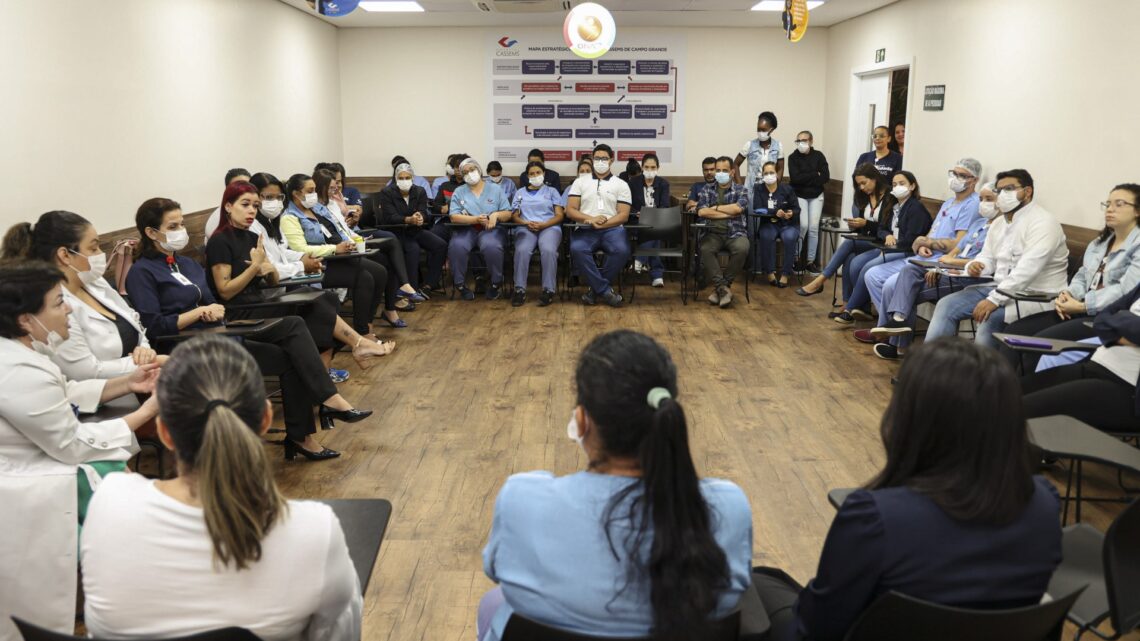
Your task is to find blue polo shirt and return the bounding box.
[929,193,981,258]
[512,185,563,223]
[450,181,512,218]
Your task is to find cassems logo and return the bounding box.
[495,36,520,57]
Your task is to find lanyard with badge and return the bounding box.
[1091,254,1111,290]
[166,255,203,303]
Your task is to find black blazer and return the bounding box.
[628,176,671,215]
[1093,280,1140,414]
[753,183,801,227]
[377,184,430,234]
[878,196,932,253]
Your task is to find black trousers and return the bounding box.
[1021,359,1138,433]
[401,228,447,289]
[240,316,338,441]
[323,258,386,333]
[750,567,803,641]
[1000,312,1093,371]
[366,252,400,312]
[228,288,341,352]
[371,230,410,285]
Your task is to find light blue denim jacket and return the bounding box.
[1069,225,1140,314]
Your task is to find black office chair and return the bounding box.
[500,611,740,641]
[11,618,261,641]
[1047,497,1140,640]
[842,587,1085,641]
[629,206,686,303]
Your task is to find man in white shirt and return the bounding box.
[567,144,632,307]
[924,169,1069,348]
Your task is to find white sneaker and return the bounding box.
[633,260,645,273]
[651,278,664,288]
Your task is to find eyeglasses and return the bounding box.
[996,185,1023,194]
[1101,200,1138,211]
[795,139,811,144]
[592,157,610,163]
[947,170,973,180]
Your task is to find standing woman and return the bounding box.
[127,197,370,459]
[787,130,830,274]
[280,173,405,329]
[755,161,801,287]
[478,330,753,641]
[628,153,671,288]
[510,160,565,307]
[379,162,448,295]
[796,163,890,302]
[0,262,159,641]
[3,211,163,381]
[81,335,361,641]
[854,125,903,179]
[889,122,906,156]
[735,110,783,189]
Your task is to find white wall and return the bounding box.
[823,0,1140,228]
[337,27,830,181]
[0,0,343,234]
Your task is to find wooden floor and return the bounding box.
[268,276,1135,641]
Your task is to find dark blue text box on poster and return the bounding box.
[634,105,668,119]
[522,60,556,75]
[557,104,592,119]
[534,129,573,139]
[599,104,633,119]
[559,59,594,75]
[635,60,670,75]
[576,129,615,139]
[522,105,556,119]
[618,129,658,139]
[597,60,631,75]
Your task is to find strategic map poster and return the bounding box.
[489,31,685,173]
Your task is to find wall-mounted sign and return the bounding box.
[923,85,946,111]
[308,0,360,17]
[875,48,886,63]
[783,0,810,42]
[563,3,617,60]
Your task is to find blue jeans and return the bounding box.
[926,284,1004,347]
[449,227,507,286]
[821,238,876,300]
[570,227,631,295]
[513,226,562,291]
[758,222,800,276]
[845,251,904,311]
[797,195,825,263]
[865,256,907,313]
[879,264,990,347]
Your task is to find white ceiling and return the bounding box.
[276,0,899,28]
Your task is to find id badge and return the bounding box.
[171,272,193,286]
[321,226,333,239]
[768,198,777,210]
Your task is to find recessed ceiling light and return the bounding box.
[359,1,425,11]
[751,1,824,11]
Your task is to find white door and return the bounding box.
[842,70,890,218]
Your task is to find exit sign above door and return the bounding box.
[875,48,885,63]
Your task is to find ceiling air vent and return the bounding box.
[473,0,574,13]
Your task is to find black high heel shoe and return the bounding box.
[318,406,373,430]
[284,440,341,461]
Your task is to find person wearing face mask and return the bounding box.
[695,156,751,307]
[509,161,565,306]
[431,153,462,203]
[864,183,999,360]
[787,131,830,274]
[429,153,471,243]
[628,153,671,287]
[477,330,753,641]
[380,163,448,295]
[2,212,163,381]
[832,171,933,325]
[386,154,434,198]
[449,157,514,301]
[484,161,518,203]
[925,169,1069,348]
[563,158,594,206]
[517,149,561,190]
[686,156,718,213]
[998,184,1140,371]
[755,161,802,288]
[566,144,633,307]
[734,111,783,191]
[796,164,889,304]
[0,262,160,641]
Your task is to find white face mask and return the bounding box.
[715,171,731,186]
[301,192,319,209]
[997,189,1022,213]
[593,160,610,175]
[396,179,413,192]
[488,175,503,184]
[643,170,658,181]
[890,185,911,200]
[948,175,968,193]
[528,175,544,188]
[566,410,585,452]
[978,201,999,220]
[158,228,189,252]
[261,199,284,219]
[30,314,65,353]
[796,141,811,153]
[762,173,778,185]
[69,249,107,286]
[464,170,481,186]
[757,131,771,142]
[446,165,455,176]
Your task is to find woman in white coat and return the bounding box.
[5,211,165,381]
[0,262,159,641]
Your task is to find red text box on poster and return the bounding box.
[628,83,670,93]
[522,83,562,92]
[617,150,656,161]
[575,83,616,92]
[540,150,574,162]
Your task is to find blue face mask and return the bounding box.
[714,171,731,186]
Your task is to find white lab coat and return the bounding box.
[0,338,138,641]
[250,219,308,298]
[54,280,149,381]
[965,201,1070,322]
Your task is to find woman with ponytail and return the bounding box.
[81,335,361,640]
[478,330,753,641]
